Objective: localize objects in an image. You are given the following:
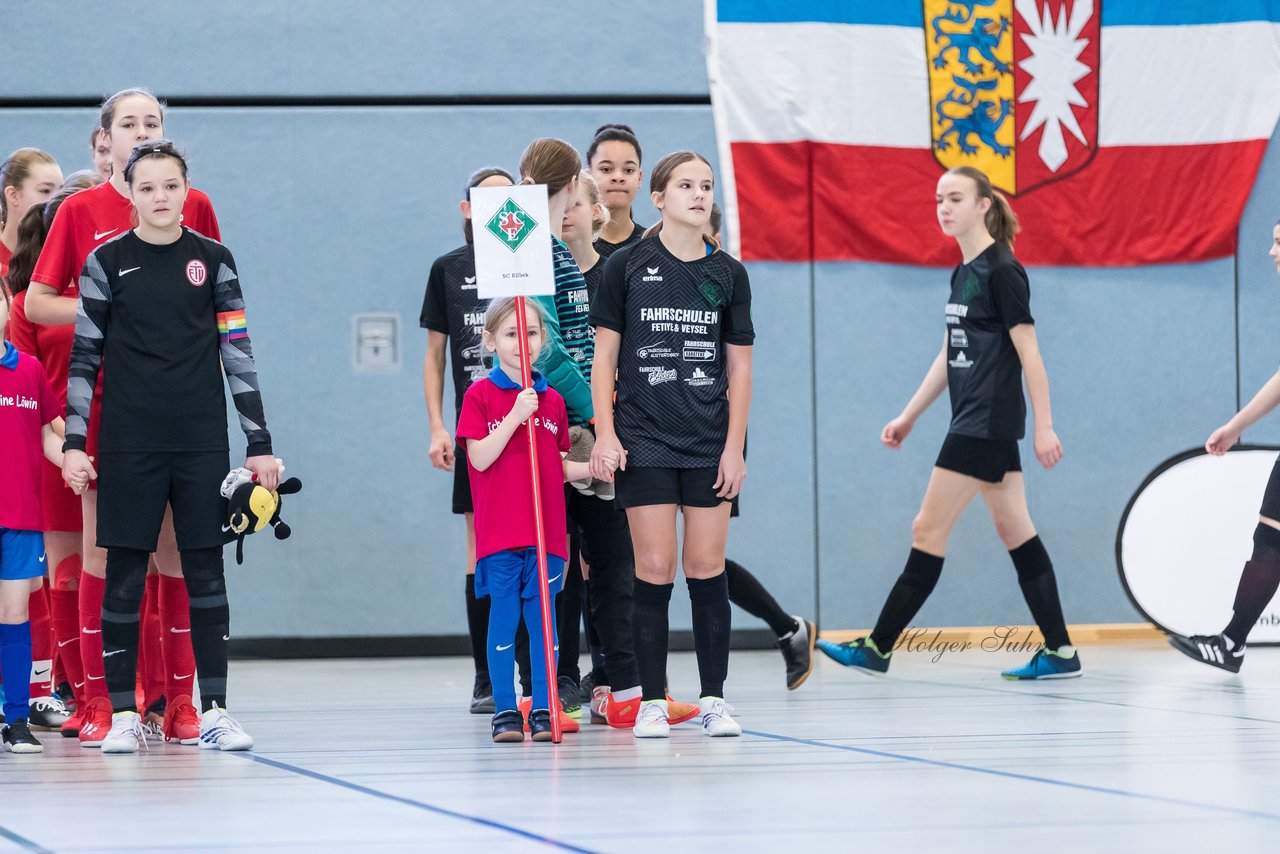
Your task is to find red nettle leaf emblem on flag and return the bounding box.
[926,0,1100,195]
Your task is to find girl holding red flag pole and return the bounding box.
[456,297,603,743]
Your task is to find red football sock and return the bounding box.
[79,573,108,702]
[49,586,85,705]
[139,574,165,712]
[159,574,197,702]
[28,586,53,699]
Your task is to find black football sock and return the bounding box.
[869,548,944,652]
[1224,524,1280,646]
[688,573,731,699]
[725,559,797,638]
[1009,536,1071,651]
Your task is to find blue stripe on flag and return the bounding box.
[717,0,1280,27]
[716,0,922,27]
[1103,0,1280,25]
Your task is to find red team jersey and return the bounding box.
[0,342,60,532]
[30,181,220,457]
[8,289,82,530]
[456,370,571,562]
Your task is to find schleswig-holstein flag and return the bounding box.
[706,0,1280,265]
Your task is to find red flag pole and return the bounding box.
[514,295,561,743]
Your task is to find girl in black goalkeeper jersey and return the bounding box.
[421,166,514,715]
[817,165,1079,681]
[61,141,279,752]
[590,152,754,738]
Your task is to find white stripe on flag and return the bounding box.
[1100,22,1280,145]
[716,21,1280,149]
[716,22,930,148]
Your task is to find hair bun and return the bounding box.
[594,123,635,137]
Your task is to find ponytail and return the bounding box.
[947,165,1020,248]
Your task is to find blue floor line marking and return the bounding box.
[744,729,1280,822]
[237,753,598,853]
[0,825,52,854]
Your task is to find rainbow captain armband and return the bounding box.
[217,310,248,343]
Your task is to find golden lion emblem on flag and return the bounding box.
[926,0,1100,195]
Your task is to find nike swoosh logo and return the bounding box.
[172,673,192,680]
[118,266,141,276]
[83,628,101,634]
[169,627,191,634]
[38,555,46,563]
[222,635,230,641]
[94,228,118,240]
[495,643,513,651]
[549,573,562,584]
[74,681,85,689]
[87,674,104,681]
[103,649,125,657]
[33,668,51,677]
[57,639,78,648]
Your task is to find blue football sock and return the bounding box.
[486,593,521,713]
[0,621,33,724]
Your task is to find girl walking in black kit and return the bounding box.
[61,141,280,752]
[1167,220,1280,672]
[818,166,1080,681]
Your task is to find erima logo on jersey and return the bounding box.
[949,350,973,369]
[642,266,663,283]
[463,275,477,290]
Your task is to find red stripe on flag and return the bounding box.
[732,139,1268,266]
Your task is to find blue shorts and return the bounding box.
[0,528,47,582]
[475,548,566,601]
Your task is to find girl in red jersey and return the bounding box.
[456,297,595,743]
[0,288,80,754]
[91,128,112,184]
[1,149,63,295]
[7,187,87,734]
[422,166,515,715]
[25,88,220,747]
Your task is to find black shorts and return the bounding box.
[452,442,474,515]
[96,451,232,552]
[615,466,729,510]
[935,434,1021,484]
[1260,456,1280,521]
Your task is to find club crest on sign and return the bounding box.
[186,259,207,286]
[925,0,1100,195]
[485,198,539,253]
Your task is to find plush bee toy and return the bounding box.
[220,465,303,565]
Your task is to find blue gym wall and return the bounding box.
[3,1,1278,639]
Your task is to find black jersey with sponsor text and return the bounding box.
[420,244,487,414]
[593,221,645,261]
[944,241,1034,441]
[590,236,753,468]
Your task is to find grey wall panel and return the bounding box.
[3,1,709,99]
